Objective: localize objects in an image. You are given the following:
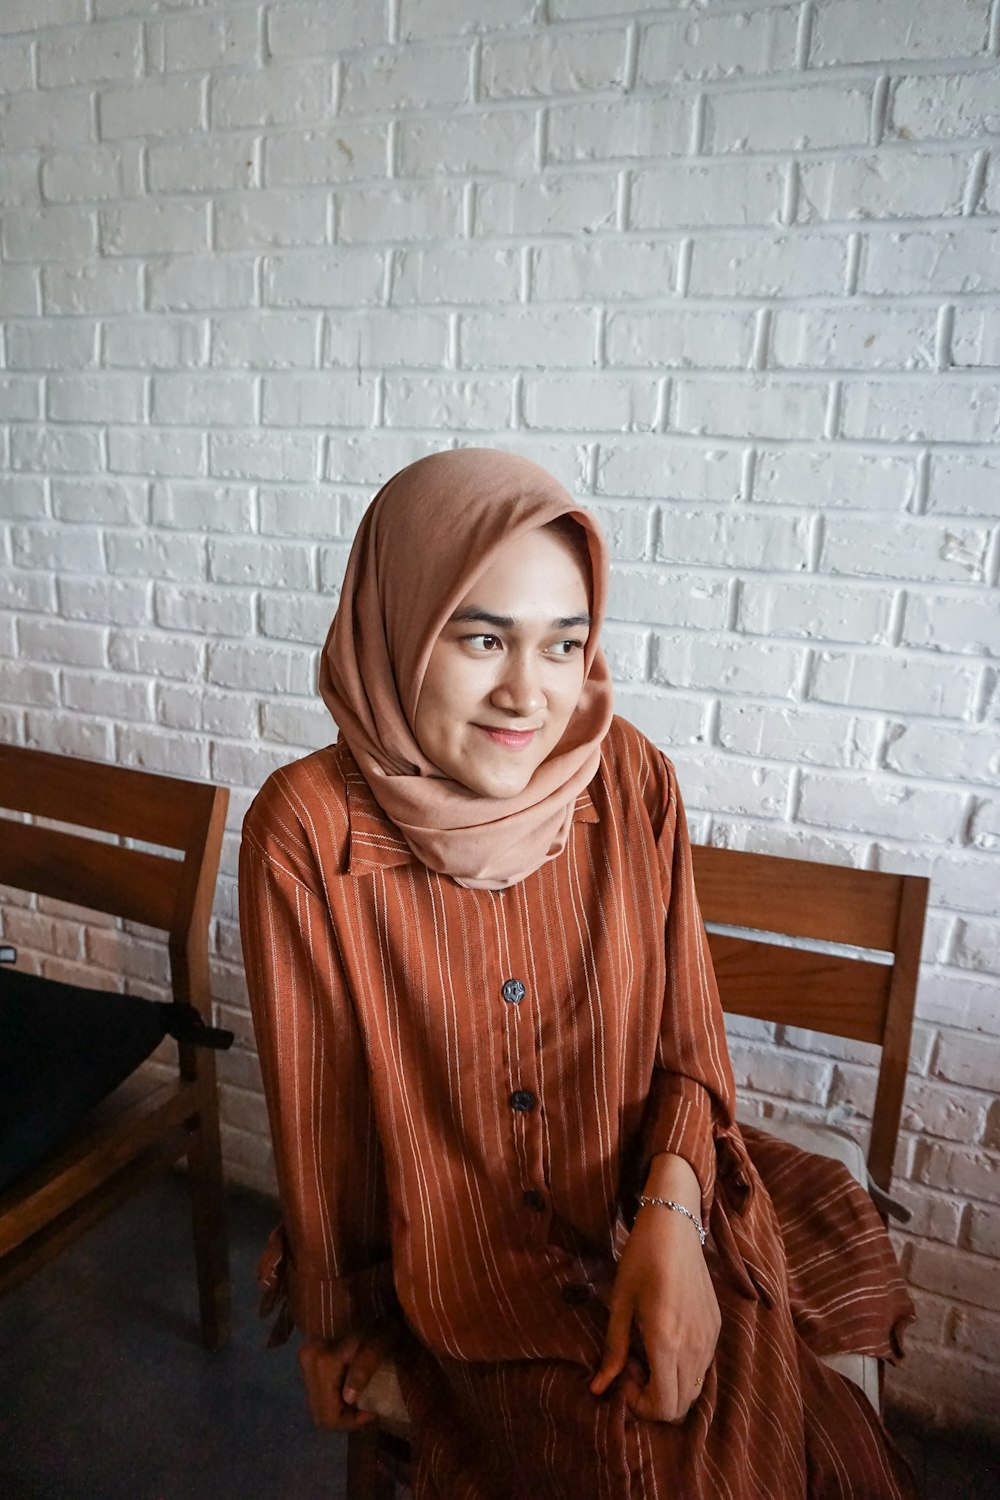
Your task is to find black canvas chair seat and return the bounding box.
[0,965,232,1192]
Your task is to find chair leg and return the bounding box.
[347,1427,397,1500]
[186,1097,231,1350]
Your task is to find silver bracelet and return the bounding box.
[636,1194,707,1247]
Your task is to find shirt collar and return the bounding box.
[341,745,600,878]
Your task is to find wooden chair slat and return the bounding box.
[692,845,903,953]
[0,742,215,850]
[0,821,179,930]
[0,744,231,1350]
[708,934,891,1046]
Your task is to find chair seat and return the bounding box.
[738,1113,880,1413]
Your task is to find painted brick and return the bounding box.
[151,482,253,534]
[106,531,205,582]
[770,307,938,371]
[324,434,444,487]
[638,7,800,83]
[752,447,916,510]
[264,125,388,187]
[705,82,872,154]
[57,576,152,627]
[652,631,804,698]
[611,687,706,748]
[152,374,256,426]
[729,1042,834,1105]
[0,88,93,152]
[606,309,753,369]
[811,0,990,67]
[264,248,385,309]
[524,374,657,433]
[100,76,204,140]
[325,310,450,369]
[481,28,627,98]
[150,9,260,72]
[148,139,257,195]
[667,751,791,819]
[890,70,1000,142]
[7,321,98,372]
[717,702,880,769]
[266,1,385,58]
[842,378,1000,444]
[798,151,971,222]
[0,661,60,708]
[62,668,150,721]
[42,261,142,315]
[17,618,107,669]
[926,853,1000,918]
[39,22,142,88]
[42,144,141,204]
[533,240,680,302]
[688,233,847,296]
[596,441,744,502]
[11,522,103,575]
[0,375,42,421]
[335,181,461,243]
[1,571,55,614]
[155,683,257,741]
[797,771,967,843]
[209,430,318,482]
[342,41,472,113]
[210,63,332,130]
[398,110,537,178]
[821,516,990,583]
[398,0,539,43]
[11,426,104,475]
[211,313,318,370]
[261,699,332,750]
[610,570,730,631]
[148,255,257,312]
[969,799,1000,853]
[808,648,978,718]
[153,583,254,638]
[107,631,202,682]
[630,159,786,230]
[918,1141,1000,1201]
[862,229,1000,295]
[3,205,98,263]
[885,721,999,785]
[476,175,616,237]
[107,427,206,478]
[262,373,375,428]
[258,591,335,646]
[208,538,312,590]
[0,265,40,316]
[25,712,113,762]
[952,917,1000,978]
[658,505,811,571]
[103,317,208,370]
[952,1304,1000,1362]
[673,378,830,440]
[902,589,1000,657]
[459,307,595,369]
[953,305,1000,369]
[206,642,314,696]
[383,375,513,431]
[215,190,328,251]
[100,200,209,257]
[547,97,690,163]
[47,373,144,424]
[0,37,33,91]
[739,579,894,645]
[258,486,340,538]
[393,244,521,304]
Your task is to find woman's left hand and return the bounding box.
[589,1157,720,1423]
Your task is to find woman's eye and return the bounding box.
[550,639,585,657]
[464,634,501,651]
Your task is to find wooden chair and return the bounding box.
[0,744,231,1350]
[348,845,929,1497]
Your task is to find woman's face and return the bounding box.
[413,525,592,799]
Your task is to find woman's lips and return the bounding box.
[476,726,538,750]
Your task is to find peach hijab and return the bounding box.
[320,448,614,889]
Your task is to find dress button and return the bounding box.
[523,1189,546,1212]
[561,1282,590,1306]
[509,1089,536,1112]
[501,978,526,1005]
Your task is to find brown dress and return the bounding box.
[239,716,917,1500]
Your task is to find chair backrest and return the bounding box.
[0,745,229,1015]
[692,845,929,1193]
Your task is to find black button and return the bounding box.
[509,1090,536,1112]
[523,1189,546,1212]
[501,978,526,1005]
[561,1282,590,1306]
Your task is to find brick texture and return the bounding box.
[1,0,998,1438]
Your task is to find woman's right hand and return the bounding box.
[298,1320,401,1431]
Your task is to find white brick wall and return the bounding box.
[1,0,998,1436]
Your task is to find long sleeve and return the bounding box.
[239,830,396,1344]
[636,755,738,1224]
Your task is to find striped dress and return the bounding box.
[239,715,917,1500]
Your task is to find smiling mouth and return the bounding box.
[476,726,539,750]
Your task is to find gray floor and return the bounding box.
[1,1173,998,1500]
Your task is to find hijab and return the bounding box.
[320,448,614,889]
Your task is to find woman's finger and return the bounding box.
[299,1335,376,1431]
[589,1296,632,1396]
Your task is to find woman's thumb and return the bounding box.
[589,1301,630,1395]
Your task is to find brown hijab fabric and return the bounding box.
[320,448,614,889]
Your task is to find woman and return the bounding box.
[239,448,916,1499]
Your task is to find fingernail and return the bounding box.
[343,1387,357,1404]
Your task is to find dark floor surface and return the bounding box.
[1,1174,997,1500]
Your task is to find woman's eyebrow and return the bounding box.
[448,608,592,630]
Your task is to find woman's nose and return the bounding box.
[490,655,544,717]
